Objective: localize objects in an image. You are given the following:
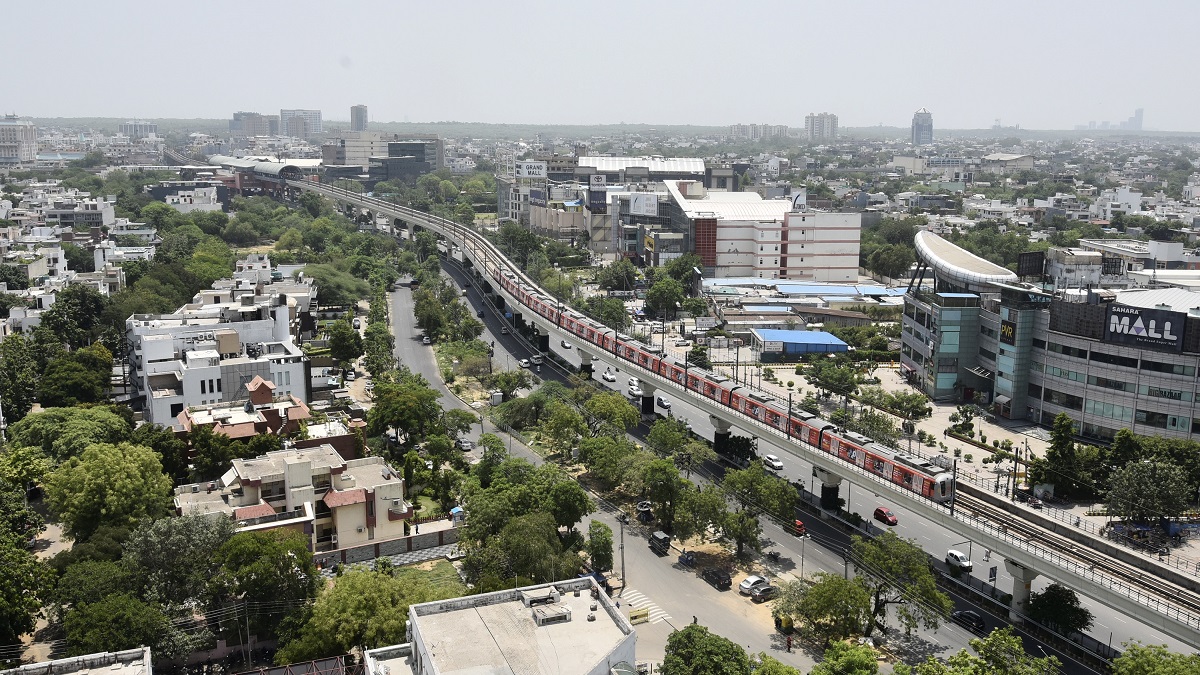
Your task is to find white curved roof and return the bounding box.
[915,230,1017,291]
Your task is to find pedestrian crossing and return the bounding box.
[621,589,671,624]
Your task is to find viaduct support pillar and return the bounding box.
[709,415,733,455]
[812,466,843,510]
[1004,560,1039,622]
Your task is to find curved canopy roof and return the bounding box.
[915,230,1017,291]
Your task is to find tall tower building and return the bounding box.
[280,109,323,138]
[911,108,934,146]
[350,105,368,132]
[804,112,839,141]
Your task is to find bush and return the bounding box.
[953,448,962,458]
[965,453,974,463]
[786,380,795,388]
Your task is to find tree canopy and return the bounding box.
[661,624,749,675]
[44,442,174,540]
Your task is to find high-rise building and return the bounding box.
[229,112,279,137]
[911,108,934,146]
[350,105,368,132]
[118,121,158,139]
[804,112,838,141]
[0,115,37,164]
[280,109,323,138]
[1119,108,1144,131]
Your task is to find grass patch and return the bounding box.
[414,495,445,518]
[393,560,467,596]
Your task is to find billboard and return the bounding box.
[629,193,659,217]
[1016,251,1045,278]
[999,319,1017,346]
[643,235,655,252]
[1101,256,1124,276]
[515,161,547,179]
[589,174,606,189]
[1105,304,1184,351]
[762,341,784,353]
[695,317,719,331]
[589,188,608,214]
[529,189,547,207]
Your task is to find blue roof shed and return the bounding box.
[751,329,849,360]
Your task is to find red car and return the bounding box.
[791,520,807,536]
[873,507,899,526]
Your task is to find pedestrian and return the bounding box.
[692,615,697,624]
[786,636,792,653]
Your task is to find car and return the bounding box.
[477,310,485,318]
[628,386,644,397]
[701,568,732,590]
[422,336,431,345]
[739,575,769,595]
[518,359,531,368]
[675,339,690,347]
[560,340,573,349]
[530,355,543,365]
[873,507,899,526]
[657,396,672,409]
[791,519,808,536]
[352,318,361,329]
[602,371,617,382]
[1029,496,1043,509]
[500,326,510,334]
[628,377,639,387]
[763,454,784,471]
[946,549,973,572]
[345,371,356,382]
[951,610,986,632]
[649,531,671,555]
[456,439,475,451]
[750,585,779,602]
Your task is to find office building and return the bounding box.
[351,104,368,132]
[230,112,280,137]
[804,112,838,141]
[280,109,323,138]
[0,115,37,164]
[118,121,158,139]
[911,108,934,146]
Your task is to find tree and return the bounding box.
[586,521,614,572]
[64,594,168,656]
[894,627,1060,674]
[675,440,717,479]
[851,532,952,636]
[723,463,795,522]
[0,334,38,423]
[647,418,688,457]
[643,460,684,532]
[130,423,190,485]
[673,484,728,543]
[662,252,703,287]
[809,640,879,675]
[489,369,532,401]
[661,624,750,675]
[686,345,711,369]
[540,400,587,454]
[751,656,802,675]
[1026,583,1093,635]
[583,391,640,437]
[722,509,762,556]
[188,424,237,481]
[212,529,319,635]
[646,276,685,318]
[867,244,915,280]
[806,361,860,399]
[367,371,443,441]
[0,533,49,645]
[1113,642,1200,675]
[0,478,44,542]
[1107,459,1190,522]
[597,258,638,292]
[39,358,107,407]
[544,480,593,531]
[306,264,371,308]
[122,516,234,607]
[778,574,871,645]
[44,442,174,540]
[1029,413,1082,496]
[328,317,364,366]
[51,560,134,620]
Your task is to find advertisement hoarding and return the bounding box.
[529,189,547,207]
[515,161,547,179]
[643,235,655,252]
[695,317,719,331]
[629,193,659,217]
[1016,251,1045,278]
[762,341,784,353]
[999,319,1017,346]
[1104,304,1184,352]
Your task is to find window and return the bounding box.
[1047,342,1088,359]
[1044,387,1083,410]
[980,326,997,339]
[1083,399,1133,422]
[1044,365,1085,383]
[1138,384,1192,402]
[979,347,996,361]
[200,380,206,394]
[1088,374,1131,392]
[1090,351,1139,368]
[1141,360,1196,377]
[216,379,222,392]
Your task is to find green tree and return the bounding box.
[646,276,685,318]
[306,264,371,308]
[643,459,684,532]
[51,560,134,620]
[851,531,952,636]
[64,594,168,656]
[122,516,234,607]
[809,640,879,675]
[540,400,587,454]
[44,442,174,540]
[39,358,107,407]
[662,253,703,287]
[586,521,614,572]
[489,369,532,401]
[1029,413,1082,497]
[1113,642,1200,675]
[675,440,717,479]
[647,418,688,457]
[686,345,711,369]
[211,529,319,637]
[328,317,365,366]
[661,624,750,675]
[1106,460,1190,522]
[0,334,38,423]
[778,574,871,646]
[1026,582,1093,635]
[583,391,640,437]
[0,533,49,645]
[188,424,237,481]
[0,478,43,542]
[130,423,190,485]
[544,480,593,531]
[673,484,728,543]
[597,258,638,292]
[367,370,443,441]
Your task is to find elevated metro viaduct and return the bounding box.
[289,179,1200,647]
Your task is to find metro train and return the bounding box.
[296,182,956,505]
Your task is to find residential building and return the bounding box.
[804,112,838,141]
[118,121,158,139]
[365,577,636,675]
[280,109,323,138]
[175,375,310,436]
[911,108,934,146]
[981,153,1035,174]
[162,186,224,214]
[0,648,153,675]
[728,124,789,140]
[350,104,368,132]
[229,112,280,137]
[0,115,37,164]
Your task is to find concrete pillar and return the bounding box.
[534,328,549,352]
[710,415,733,454]
[577,349,595,375]
[1005,560,1039,621]
[638,382,656,416]
[813,466,843,510]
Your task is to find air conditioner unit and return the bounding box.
[331,534,338,545]
[392,499,400,507]
[356,526,364,533]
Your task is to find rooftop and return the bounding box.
[578,156,705,173]
[0,648,152,675]
[1113,287,1200,313]
[752,329,849,346]
[664,180,792,221]
[915,230,1017,291]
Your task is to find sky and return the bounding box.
[11,0,1198,131]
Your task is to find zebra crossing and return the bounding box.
[621,589,671,624]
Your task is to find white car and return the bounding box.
[560,340,573,349]
[628,377,639,388]
[628,386,644,398]
[946,549,973,572]
[602,371,617,382]
[518,359,531,368]
[657,396,672,410]
[763,454,784,471]
[739,575,769,595]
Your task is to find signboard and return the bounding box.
[695,317,719,331]
[529,189,547,207]
[629,193,659,217]
[988,566,998,583]
[589,174,606,189]
[1105,304,1184,352]
[1016,251,1045,278]
[515,161,547,179]
[643,235,656,252]
[588,188,608,214]
[999,319,1017,346]
[1102,256,1124,276]
[763,340,784,353]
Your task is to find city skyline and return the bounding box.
[6,0,1197,132]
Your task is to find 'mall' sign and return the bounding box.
[1105,304,1184,351]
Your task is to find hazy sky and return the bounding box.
[11,0,1197,131]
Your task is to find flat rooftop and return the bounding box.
[0,648,152,675]
[411,579,631,674]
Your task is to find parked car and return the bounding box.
[518,359,531,368]
[649,531,671,555]
[946,549,973,572]
[457,439,475,451]
[352,318,361,329]
[656,396,672,409]
[739,575,769,595]
[701,568,732,590]
[951,610,986,632]
[560,340,573,349]
[873,507,899,526]
[762,454,784,471]
[602,371,617,382]
[345,370,356,382]
[750,585,779,602]
[422,336,431,345]
[675,339,690,347]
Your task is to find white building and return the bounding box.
[163,186,223,214]
[0,115,37,164]
[804,112,838,141]
[280,109,323,138]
